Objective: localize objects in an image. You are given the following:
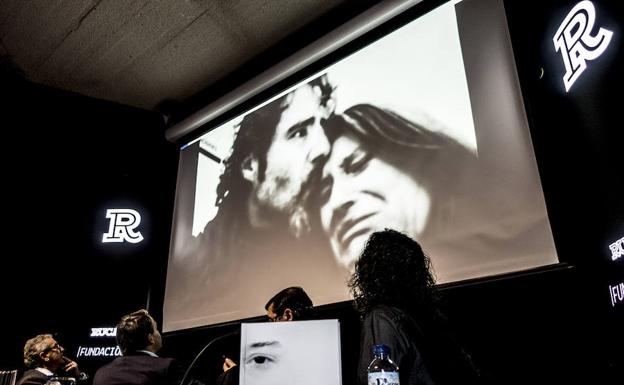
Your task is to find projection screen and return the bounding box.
[163,0,559,332]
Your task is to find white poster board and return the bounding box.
[240,320,342,385]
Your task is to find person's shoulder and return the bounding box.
[158,356,177,367]
[93,356,124,374]
[93,355,176,378]
[17,370,48,385]
[18,369,42,377]
[125,353,175,363]
[364,305,420,334]
[136,354,177,369]
[365,305,406,321]
[95,354,170,369]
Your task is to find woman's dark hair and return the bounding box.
[350,229,484,384]
[116,309,155,354]
[324,103,478,197]
[348,229,439,319]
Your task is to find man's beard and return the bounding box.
[288,165,324,238]
[251,164,323,238]
[250,176,303,232]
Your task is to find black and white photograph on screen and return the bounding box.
[163,1,559,332]
[239,320,342,385]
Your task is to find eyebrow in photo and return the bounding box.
[248,340,282,349]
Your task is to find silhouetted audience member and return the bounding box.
[350,229,482,385]
[216,287,314,385]
[93,309,184,385]
[18,334,86,385]
[264,286,314,322]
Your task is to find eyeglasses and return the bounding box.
[45,343,63,353]
[267,314,283,322]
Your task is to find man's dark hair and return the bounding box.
[116,309,155,354]
[348,229,439,319]
[264,286,314,320]
[215,75,334,210]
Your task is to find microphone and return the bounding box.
[179,331,239,385]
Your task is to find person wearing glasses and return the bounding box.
[18,334,86,385]
[92,309,184,385]
[217,287,314,385]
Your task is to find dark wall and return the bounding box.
[0,71,178,375]
[504,0,623,271]
[504,0,623,367]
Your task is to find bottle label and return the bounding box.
[368,372,400,385]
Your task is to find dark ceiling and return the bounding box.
[0,0,380,117]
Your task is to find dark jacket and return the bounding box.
[17,368,83,385]
[358,305,480,385]
[215,366,238,385]
[17,369,49,385]
[92,352,183,385]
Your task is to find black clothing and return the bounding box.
[215,366,238,385]
[358,305,480,385]
[17,370,48,385]
[92,352,184,385]
[17,368,85,385]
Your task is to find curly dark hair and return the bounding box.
[215,74,335,211]
[348,229,440,318]
[116,309,155,354]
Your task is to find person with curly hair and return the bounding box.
[165,75,344,330]
[214,75,334,237]
[349,229,481,385]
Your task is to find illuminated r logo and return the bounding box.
[102,209,144,243]
[609,236,624,261]
[553,1,612,91]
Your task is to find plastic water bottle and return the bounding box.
[367,344,400,385]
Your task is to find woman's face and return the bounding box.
[320,134,431,271]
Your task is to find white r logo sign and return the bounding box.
[102,209,144,243]
[553,1,613,91]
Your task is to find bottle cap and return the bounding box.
[372,344,390,356]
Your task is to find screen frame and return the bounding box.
[162,0,563,332]
[164,0,439,143]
